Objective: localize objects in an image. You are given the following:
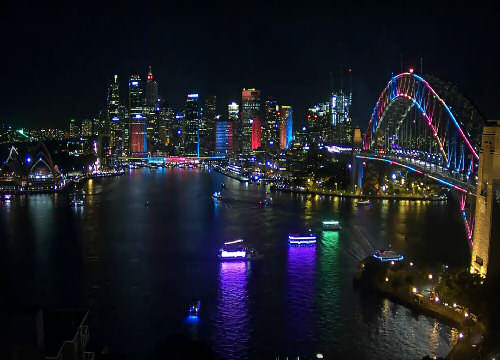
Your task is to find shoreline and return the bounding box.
[353,271,487,359]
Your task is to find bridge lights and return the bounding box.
[409,68,414,74]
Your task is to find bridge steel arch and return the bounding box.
[364,72,484,183]
[362,72,485,244]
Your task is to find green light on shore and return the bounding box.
[16,129,29,138]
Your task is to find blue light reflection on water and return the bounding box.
[212,261,250,359]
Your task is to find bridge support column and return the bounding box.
[471,121,500,277]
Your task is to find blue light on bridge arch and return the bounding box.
[25,156,31,164]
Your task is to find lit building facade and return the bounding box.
[69,119,79,138]
[215,120,233,156]
[251,117,262,150]
[279,105,293,149]
[128,75,146,156]
[201,95,216,156]
[264,98,280,149]
[240,89,260,154]
[183,93,200,156]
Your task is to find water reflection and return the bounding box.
[213,261,250,360]
[286,246,316,355]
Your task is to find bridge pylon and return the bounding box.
[471,121,500,277]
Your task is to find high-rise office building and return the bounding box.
[215,120,233,156]
[264,98,280,149]
[81,118,92,137]
[184,93,200,156]
[145,67,160,146]
[279,106,293,149]
[228,101,239,122]
[251,117,262,150]
[69,119,79,138]
[128,75,147,156]
[200,95,216,156]
[331,90,353,145]
[240,89,260,154]
[307,102,330,143]
[106,75,122,157]
[145,66,158,107]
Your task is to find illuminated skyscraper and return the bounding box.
[228,101,239,122]
[215,120,233,156]
[106,75,122,157]
[240,89,260,153]
[128,75,146,156]
[264,98,280,148]
[81,118,92,137]
[279,106,293,149]
[184,93,200,156]
[145,66,158,107]
[69,119,79,138]
[251,117,262,150]
[145,67,160,145]
[200,95,216,156]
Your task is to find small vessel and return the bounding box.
[221,182,225,189]
[218,239,259,260]
[188,300,201,317]
[259,197,272,207]
[288,231,317,246]
[71,198,84,207]
[322,220,341,230]
[145,201,150,207]
[373,249,404,262]
[357,199,371,206]
[212,191,222,199]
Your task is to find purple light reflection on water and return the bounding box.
[212,261,250,360]
[286,246,317,354]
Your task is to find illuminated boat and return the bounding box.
[322,220,341,230]
[373,249,404,262]
[212,191,222,199]
[71,198,84,207]
[188,300,201,317]
[259,197,272,207]
[218,239,259,260]
[288,232,317,246]
[357,199,371,206]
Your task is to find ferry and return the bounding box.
[188,300,201,317]
[259,197,272,207]
[322,220,341,230]
[357,199,371,206]
[288,232,317,246]
[71,198,84,207]
[218,239,259,260]
[373,249,404,262]
[212,191,222,200]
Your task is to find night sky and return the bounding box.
[1,1,498,129]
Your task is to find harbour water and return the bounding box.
[0,167,470,359]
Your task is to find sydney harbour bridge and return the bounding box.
[357,70,499,277]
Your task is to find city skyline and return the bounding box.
[1,2,498,129]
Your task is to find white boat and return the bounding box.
[357,199,371,206]
[373,249,404,262]
[218,239,259,260]
[212,191,222,199]
[322,220,341,230]
[288,232,317,246]
[71,199,84,207]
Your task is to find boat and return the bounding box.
[188,300,201,317]
[373,249,404,262]
[145,201,150,207]
[212,191,222,199]
[218,239,259,260]
[357,199,371,206]
[259,197,272,207]
[288,231,317,246]
[322,220,341,230]
[71,198,84,207]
